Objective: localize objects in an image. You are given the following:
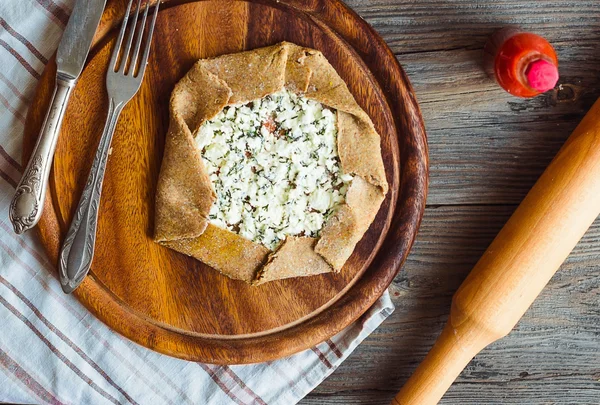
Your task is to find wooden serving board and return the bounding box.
[23,0,428,364]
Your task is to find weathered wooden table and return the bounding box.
[302,1,600,403]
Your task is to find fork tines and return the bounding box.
[110,0,159,78]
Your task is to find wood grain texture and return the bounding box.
[303,1,600,403]
[393,96,600,404]
[23,0,427,364]
[304,206,600,404]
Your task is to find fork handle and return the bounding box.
[9,76,75,234]
[59,98,124,293]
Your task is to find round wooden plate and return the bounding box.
[24,0,428,364]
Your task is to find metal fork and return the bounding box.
[59,0,159,294]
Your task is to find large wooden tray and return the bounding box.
[23,0,428,364]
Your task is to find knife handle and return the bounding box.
[9,75,75,234]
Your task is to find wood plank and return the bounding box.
[303,205,600,404]
[348,0,600,205]
[402,49,600,205]
[346,1,600,55]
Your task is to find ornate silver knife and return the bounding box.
[9,0,107,234]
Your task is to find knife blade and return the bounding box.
[9,0,107,234]
[56,0,107,80]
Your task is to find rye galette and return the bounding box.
[154,42,388,285]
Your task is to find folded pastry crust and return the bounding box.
[154,42,388,284]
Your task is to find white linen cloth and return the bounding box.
[0,1,395,404]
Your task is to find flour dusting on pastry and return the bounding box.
[196,89,353,250]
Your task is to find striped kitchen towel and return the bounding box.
[0,1,395,404]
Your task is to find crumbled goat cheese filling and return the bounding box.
[196,89,353,250]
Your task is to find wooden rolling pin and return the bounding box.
[392,97,600,405]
